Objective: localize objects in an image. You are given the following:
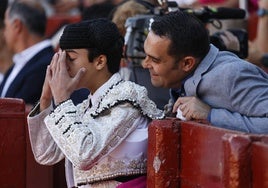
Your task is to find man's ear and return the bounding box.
[12,19,23,33]
[95,55,107,70]
[181,56,197,72]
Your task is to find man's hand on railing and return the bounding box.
[172,96,211,121]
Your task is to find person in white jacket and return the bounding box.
[27,18,164,188]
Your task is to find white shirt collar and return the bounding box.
[13,39,52,65]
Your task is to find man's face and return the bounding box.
[142,31,185,89]
[3,9,16,52]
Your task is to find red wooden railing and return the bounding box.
[0,98,26,188]
[147,118,268,188]
[1,99,267,187]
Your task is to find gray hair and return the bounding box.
[7,0,47,37]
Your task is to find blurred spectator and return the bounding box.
[0,0,54,108]
[50,1,115,53]
[248,0,258,14]
[174,0,239,9]
[81,0,115,20]
[40,0,118,16]
[50,0,115,47]
[255,0,268,53]
[0,0,12,84]
[175,0,247,47]
[34,0,82,16]
[111,0,170,110]
[112,0,151,36]
[247,0,268,73]
[189,0,238,9]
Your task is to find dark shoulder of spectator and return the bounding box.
[81,1,116,21]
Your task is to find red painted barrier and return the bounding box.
[147,118,180,188]
[148,118,268,188]
[0,98,26,188]
[251,141,268,188]
[1,100,267,187]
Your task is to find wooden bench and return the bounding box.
[147,118,268,188]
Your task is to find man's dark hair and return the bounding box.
[0,0,8,28]
[8,1,47,37]
[0,0,8,21]
[60,19,124,74]
[81,1,115,21]
[86,38,124,74]
[151,11,210,61]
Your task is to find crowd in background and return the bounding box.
[0,0,267,187]
[0,0,267,106]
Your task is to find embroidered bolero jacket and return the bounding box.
[27,73,164,186]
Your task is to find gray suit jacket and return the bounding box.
[185,44,268,133]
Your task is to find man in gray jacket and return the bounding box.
[142,11,268,133]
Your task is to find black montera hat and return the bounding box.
[59,18,121,50]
